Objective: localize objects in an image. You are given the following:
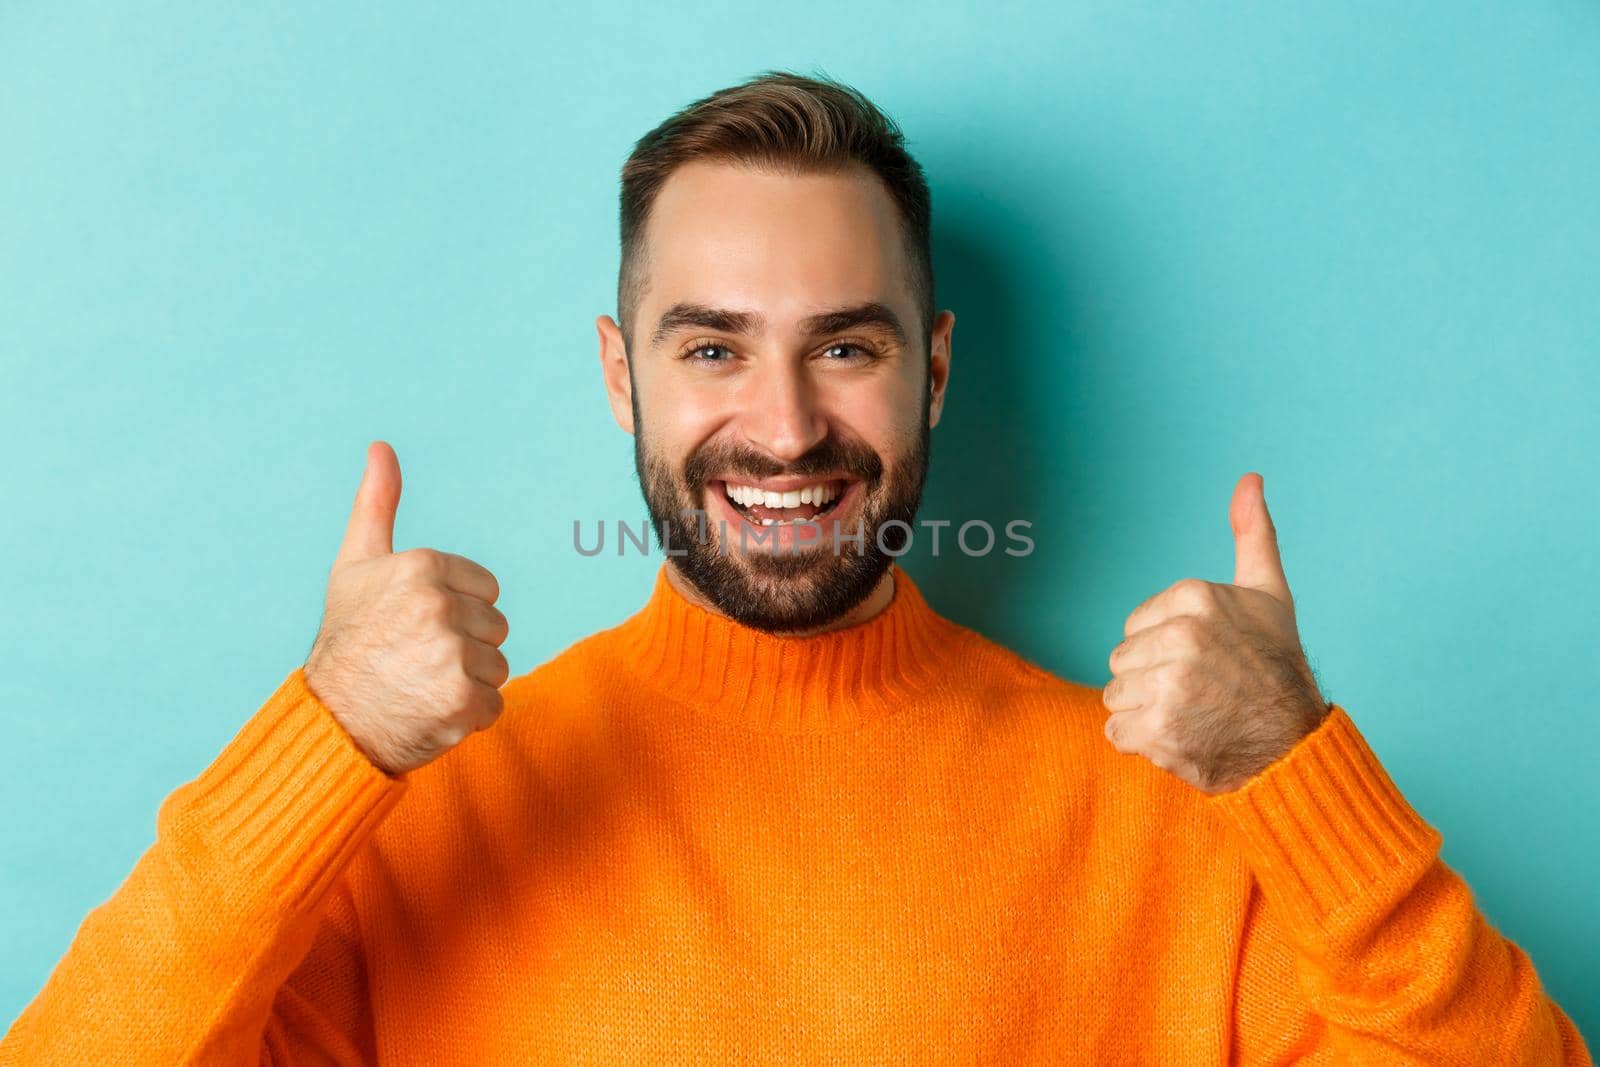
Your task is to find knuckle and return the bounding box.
[1123,605,1149,638]
[428,635,465,676]
[435,710,473,749]
[412,591,452,628]
[1166,660,1201,698]
[399,548,443,578]
[436,721,471,750]
[1169,615,1207,652]
[1146,708,1170,738]
[449,663,478,701]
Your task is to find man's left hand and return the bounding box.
[1103,472,1330,796]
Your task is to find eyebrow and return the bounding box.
[649,301,908,349]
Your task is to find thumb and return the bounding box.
[336,440,401,564]
[1230,471,1292,606]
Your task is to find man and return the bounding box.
[2,71,1589,1065]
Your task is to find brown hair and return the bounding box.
[616,69,935,354]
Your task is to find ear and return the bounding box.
[927,309,955,429]
[595,314,635,435]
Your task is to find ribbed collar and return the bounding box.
[610,562,958,734]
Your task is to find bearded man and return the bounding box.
[4,71,1589,1065]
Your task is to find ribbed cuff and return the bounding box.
[156,667,409,915]
[1205,704,1442,940]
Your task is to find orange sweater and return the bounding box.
[2,564,1590,1064]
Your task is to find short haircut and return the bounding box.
[616,70,935,355]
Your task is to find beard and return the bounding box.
[631,383,931,634]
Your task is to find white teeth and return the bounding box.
[723,481,840,510]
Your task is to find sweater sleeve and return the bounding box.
[0,668,408,1066]
[1206,704,1593,1066]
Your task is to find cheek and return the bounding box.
[824,376,919,452]
[638,376,728,454]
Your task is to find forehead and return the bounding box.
[639,159,914,335]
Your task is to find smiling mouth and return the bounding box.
[713,478,852,526]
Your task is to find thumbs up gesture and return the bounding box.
[303,441,511,776]
[1102,473,1329,795]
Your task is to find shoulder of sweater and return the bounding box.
[369,630,622,831]
[504,628,614,696]
[491,628,621,740]
[914,622,1226,853]
[934,615,1106,707]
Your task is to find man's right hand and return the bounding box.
[303,441,510,776]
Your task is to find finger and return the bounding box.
[337,441,402,564]
[462,635,511,689]
[1230,472,1292,607]
[438,553,501,605]
[469,683,505,732]
[1107,625,1163,675]
[451,592,509,646]
[1123,578,1215,638]
[1111,614,1212,675]
[1102,667,1156,714]
[1103,710,1148,754]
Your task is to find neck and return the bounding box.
[663,561,897,637]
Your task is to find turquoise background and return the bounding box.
[3,0,1595,1043]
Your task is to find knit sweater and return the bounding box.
[2,563,1589,1065]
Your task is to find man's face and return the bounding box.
[597,160,953,633]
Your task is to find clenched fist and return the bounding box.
[1102,473,1328,796]
[303,441,510,776]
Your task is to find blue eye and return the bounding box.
[681,340,878,365]
[686,344,732,363]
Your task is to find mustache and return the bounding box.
[682,435,885,488]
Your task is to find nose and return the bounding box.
[737,359,829,464]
